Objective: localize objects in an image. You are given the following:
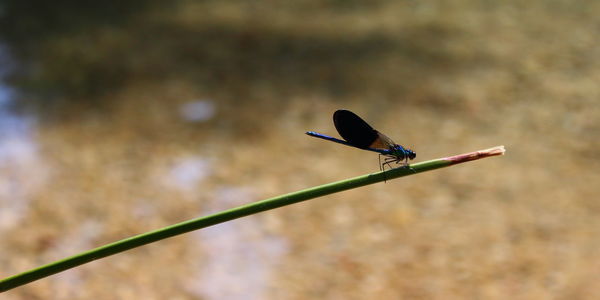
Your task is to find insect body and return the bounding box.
[306,109,415,171]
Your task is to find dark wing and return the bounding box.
[333,110,379,149]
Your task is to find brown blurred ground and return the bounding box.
[1,1,600,299]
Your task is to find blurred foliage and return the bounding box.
[0,0,160,42]
[0,0,168,101]
[0,0,467,110]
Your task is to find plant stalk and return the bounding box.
[0,146,505,292]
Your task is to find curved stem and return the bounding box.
[0,146,505,292]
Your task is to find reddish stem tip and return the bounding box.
[444,146,506,164]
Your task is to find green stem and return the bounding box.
[0,146,505,292]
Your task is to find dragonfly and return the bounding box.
[306,109,416,171]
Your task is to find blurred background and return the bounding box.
[1,0,599,299]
